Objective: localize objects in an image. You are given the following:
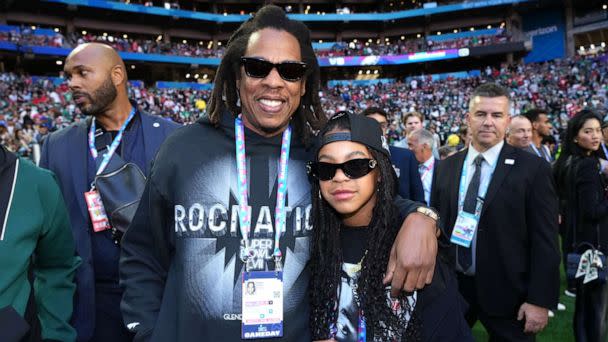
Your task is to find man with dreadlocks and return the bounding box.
[119,5,439,341]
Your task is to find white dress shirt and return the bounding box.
[462,140,504,201]
[457,140,504,275]
[418,156,435,205]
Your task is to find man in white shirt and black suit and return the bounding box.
[408,128,438,206]
[431,83,560,341]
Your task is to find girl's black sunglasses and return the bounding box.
[240,57,307,82]
[307,159,377,181]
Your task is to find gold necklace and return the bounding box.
[347,249,368,275]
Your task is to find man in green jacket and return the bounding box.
[0,145,81,342]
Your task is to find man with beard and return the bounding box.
[119,5,439,341]
[523,109,553,163]
[40,43,179,342]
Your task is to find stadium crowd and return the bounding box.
[316,32,512,57]
[113,0,461,14]
[1,24,510,59]
[3,5,608,342]
[1,53,607,159]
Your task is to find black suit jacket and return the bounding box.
[39,106,179,341]
[428,159,440,206]
[430,143,560,316]
[389,146,425,202]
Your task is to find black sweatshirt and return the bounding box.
[119,114,420,341]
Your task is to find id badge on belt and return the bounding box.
[84,190,111,232]
[242,271,283,339]
[450,211,478,248]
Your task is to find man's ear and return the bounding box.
[300,76,307,97]
[111,65,125,87]
[532,121,540,131]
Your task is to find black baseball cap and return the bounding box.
[317,111,391,157]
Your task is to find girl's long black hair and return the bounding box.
[554,109,603,193]
[309,115,420,341]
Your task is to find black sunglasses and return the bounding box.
[307,159,377,181]
[240,57,307,82]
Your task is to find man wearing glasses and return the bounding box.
[120,5,439,341]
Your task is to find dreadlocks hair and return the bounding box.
[207,4,326,145]
[309,115,421,341]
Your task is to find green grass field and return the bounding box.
[471,262,575,341]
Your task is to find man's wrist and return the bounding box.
[409,206,440,237]
[415,206,439,221]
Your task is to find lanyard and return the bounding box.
[88,108,136,177]
[458,152,497,216]
[420,159,435,182]
[530,144,550,163]
[235,117,292,270]
[357,314,366,342]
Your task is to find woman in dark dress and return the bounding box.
[554,109,608,342]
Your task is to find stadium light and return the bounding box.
[183,39,187,44]
[56,60,63,65]
[416,33,421,38]
[453,29,458,33]
[353,39,358,43]
[385,38,389,41]
[470,27,475,31]
[318,40,323,43]
[591,44,596,49]
[31,25,36,30]
[123,34,128,39]
[487,25,492,29]
[400,36,405,40]
[194,74,200,79]
[602,42,606,48]
[199,41,203,45]
[103,32,108,37]
[366,70,371,74]
[203,74,208,79]
[437,31,441,35]
[374,70,379,74]
[82,30,87,35]
[580,46,585,51]
[54,28,60,33]
[368,38,373,42]
[365,42,369,46]
[157,35,163,41]
[218,42,222,46]
[358,70,363,75]
[108,36,114,42]
[604,4,607,10]
[186,73,191,78]
[131,65,135,69]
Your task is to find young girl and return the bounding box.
[307,112,471,341]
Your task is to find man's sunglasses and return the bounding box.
[307,159,377,181]
[240,57,307,82]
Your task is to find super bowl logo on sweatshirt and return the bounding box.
[171,154,312,320]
